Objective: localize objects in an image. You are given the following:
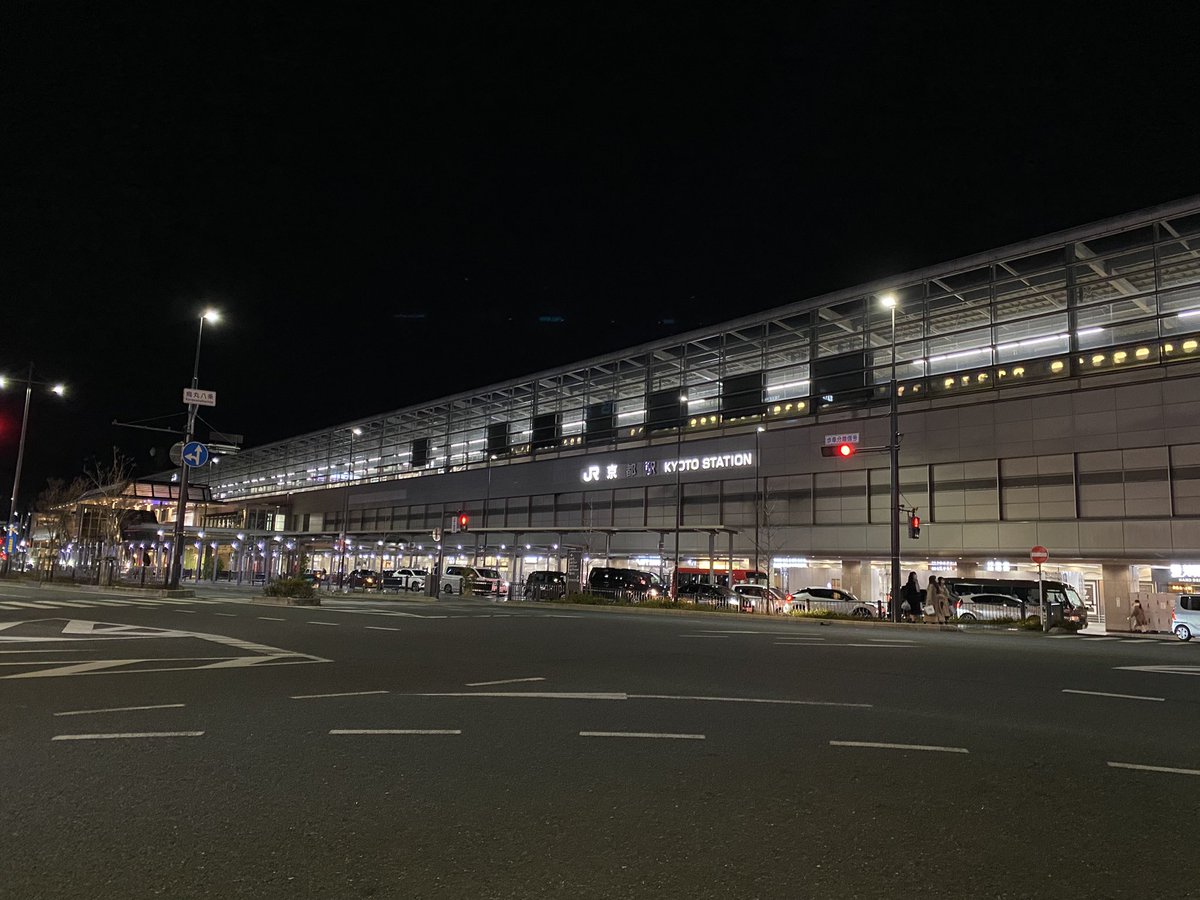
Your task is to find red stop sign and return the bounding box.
[1030,546,1049,564]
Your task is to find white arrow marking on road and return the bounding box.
[55,703,185,716]
[1062,689,1165,702]
[580,731,704,740]
[830,740,968,754]
[52,731,204,741]
[1108,761,1200,777]
[465,677,546,687]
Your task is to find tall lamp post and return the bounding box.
[167,309,219,589]
[336,426,362,591]
[881,294,902,621]
[1,366,66,575]
[754,425,765,576]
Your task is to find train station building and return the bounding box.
[140,195,1200,626]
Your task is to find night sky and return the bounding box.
[4,3,1199,507]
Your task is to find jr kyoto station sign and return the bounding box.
[580,449,755,483]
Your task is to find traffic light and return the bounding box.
[457,512,470,532]
[820,442,856,458]
[908,514,921,539]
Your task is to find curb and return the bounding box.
[1,581,196,599]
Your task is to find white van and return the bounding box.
[1172,594,1200,641]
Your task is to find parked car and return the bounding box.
[381,568,427,592]
[1172,593,1200,641]
[587,567,664,600]
[732,584,788,613]
[524,570,568,600]
[346,569,381,590]
[954,592,1030,621]
[679,581,741,609]
[785,587,875,617]
[439,565,503,596]
[299,569,326,584]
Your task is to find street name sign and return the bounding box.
[183,388,217,407]
[824,432,860,446]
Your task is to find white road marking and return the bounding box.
[630,693,872,708]
[580,731,705,740]
[830,740,968,754]
[1108,761,1200,777]
[696,630,772,634]
[415,691,627,701]
[292,690,389,700]
[55,703,185,716]
[307,621,339,626]
[365,626,400,631]
[867,638,917,643]
[213,613,237,617]
[258,616,285,621]
[465,676,546,687]
[174,610,196,614]
[1062,689,1165,702]
[679,634,730,639]
[775,641,913,648]
[52,731,204,741]
[1115,665,1200,676]
[1083,637,1120,642]
[1049,634,1079,639]
[329,729,460,735]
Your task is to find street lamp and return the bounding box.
[167,309,219,589]
[336,426,362,591]
[880,293,901,621]
[1,365,67,575]
[754,425,765,576]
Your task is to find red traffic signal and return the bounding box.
[908,514,921,539]
[820,442,857,458]
[457,513,470,532]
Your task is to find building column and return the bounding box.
[1102,563,1134,632]
[840,560,865,600]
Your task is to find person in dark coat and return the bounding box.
[900,571,923,622]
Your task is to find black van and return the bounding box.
[524,570,568,600]
[587,567,664,600]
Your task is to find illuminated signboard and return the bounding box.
[581,451,754,483]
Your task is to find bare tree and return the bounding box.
[34,476,87,580]
[81,448,138,584]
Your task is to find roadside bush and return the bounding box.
[263,576,318,604]
[559,593,739,613]
[788,608,873,621]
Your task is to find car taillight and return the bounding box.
[785,594,793,602]
[956,599,962,609]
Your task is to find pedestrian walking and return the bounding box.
[1129,597,1149,634]
[933,576,953,623]
[900,571,923,622]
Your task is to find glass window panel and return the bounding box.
[921,326,992,374]
[994,313,1069,363]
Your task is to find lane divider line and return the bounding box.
[258,616,285,622]
[54,703,185,716]
[291,690,389,700]
[365,626,400,632]
[1062,689,1165,702]
[329,729,460,735]
[580,731,705,740]
[307,621,339,626]
[465,677,546,687]
[1108,761,1200,777]
[830,740,968,754]
[678,634,730,639]
[52,731,204,741]
[631,693,872,708]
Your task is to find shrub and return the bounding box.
[263,576,317,603]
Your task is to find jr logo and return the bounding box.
[581,464,601,483]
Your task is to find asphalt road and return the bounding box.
[0,582,1196,899]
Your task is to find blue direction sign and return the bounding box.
[182,441,210,468]
[3,532,16,556]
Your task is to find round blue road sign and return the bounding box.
[181,441,210,468]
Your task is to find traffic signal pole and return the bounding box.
[888,376,901,622]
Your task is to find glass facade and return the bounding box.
[210,199,1200,502]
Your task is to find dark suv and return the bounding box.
[524,570,568,600]
[586,567,663,600]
